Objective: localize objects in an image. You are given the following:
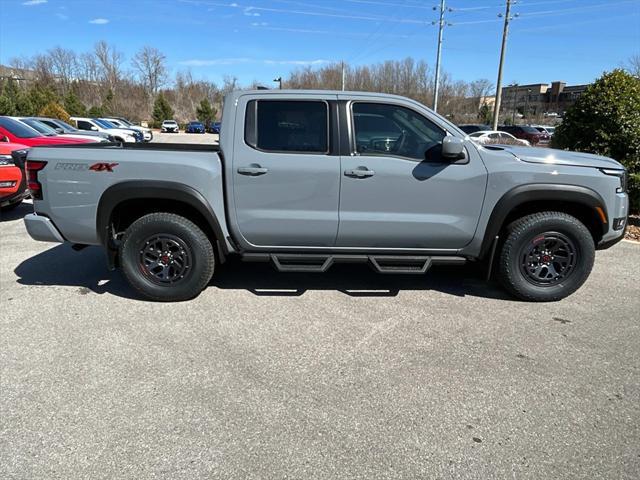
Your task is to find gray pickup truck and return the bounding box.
[23,90,628,302]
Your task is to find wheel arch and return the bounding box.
[479,184,608,258]
[96,180,228,256]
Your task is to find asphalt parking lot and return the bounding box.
[151,130,219,145]
[1,202,639,479]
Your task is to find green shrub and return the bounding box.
[39,102,71,124]
[552,69,640,214]
[629,173,640,214]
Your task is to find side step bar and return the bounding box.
[242,253,465,275]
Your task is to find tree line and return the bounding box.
[0,42,239,126]
[0,42,500,125]
[2,41,637,129]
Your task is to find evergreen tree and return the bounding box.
[88,105,104,117]
[64,90,87,116]
[152,93,174,127]
[196,98,215,126]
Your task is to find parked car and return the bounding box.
[458,124,491,134]
[0,117,95,147]
[23,90,628,303]
[185,121,205,134]
[70,117,139,143]
[35,117,112,141]
[468,130,530,146]
[0,141,28,211]
[532,125,556,136]
[161,120,179,133]
[499,125,550,146]
[102,117,153,141]
[208,121,221,134]
[16,118,103,143]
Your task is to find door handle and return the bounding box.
[237,164,268,176]
[344,167,375,178]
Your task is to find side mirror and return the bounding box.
[91,126,98,131]
[0,135,9,143]
[441,136,466,161]
[55,127,64,134]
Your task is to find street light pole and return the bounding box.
[433,0,446,113]
[273,77,282,89]
[491,0,514,130]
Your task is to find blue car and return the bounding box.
[207,121,221,134]
[185,121,205,134]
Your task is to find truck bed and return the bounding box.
[34,141,220,153]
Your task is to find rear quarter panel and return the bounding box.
[27,146,229,246]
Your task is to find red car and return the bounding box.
[499,125,551,146]
[0,116,95,147]
[0,141,29,211]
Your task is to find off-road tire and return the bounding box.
[119,213,215,302]
[498,211,595,302]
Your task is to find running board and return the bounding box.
[241,253,465,274]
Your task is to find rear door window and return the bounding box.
[245,100,328,153]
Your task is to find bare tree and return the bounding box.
[48,47,78,94]
[627,54,640,77]
[94,41,123,90]
[131,46,168,97]
[469,79,494,101]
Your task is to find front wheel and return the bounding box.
[119,213,215,301]
[498,212,595,302]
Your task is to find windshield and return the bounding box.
[469,132,485,137]
[21,118,57,136]
[94,119,117,129]
[117,118,132,126]
[521,126,541,134]
[0,117,41,138]
[51,119,79,132]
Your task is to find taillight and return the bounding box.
[26,160,47,200]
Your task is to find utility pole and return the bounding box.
[341,61,346,91]
[491,0,515,130]
[433,0,446,113]
[511,83,519,123]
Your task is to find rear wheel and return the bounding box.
[498,212,595,302]
[119,213,215,301]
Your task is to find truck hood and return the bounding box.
[496,146,624,170]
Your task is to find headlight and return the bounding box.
[600,168,627,193]
[0,154,13,166]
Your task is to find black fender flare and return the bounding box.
[479,183,608,258]
[96,180,227,255]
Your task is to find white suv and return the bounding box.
[161,120,179,133]
[103,117,153,142]
[70,117,138,143]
